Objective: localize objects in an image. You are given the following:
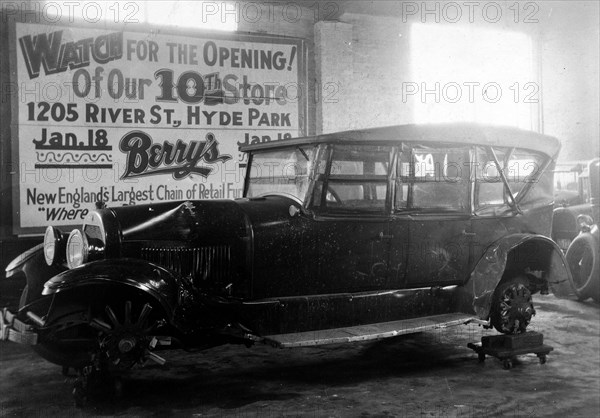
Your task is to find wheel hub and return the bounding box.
[90,301,165,369]
[118,336,137,353]
[497,283,535,334]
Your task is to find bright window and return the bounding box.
[410,24,536,130]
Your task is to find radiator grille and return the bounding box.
[140,246,232,283]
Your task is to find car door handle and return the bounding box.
[461,230,476,237]
[378,232,394,240]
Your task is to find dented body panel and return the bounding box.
[470,234,572,318]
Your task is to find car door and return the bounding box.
[405,214,472,287]
[310,144,395,293]
[399,145,473,287]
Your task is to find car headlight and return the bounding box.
[66,229,89,269]
[43,226,65,266]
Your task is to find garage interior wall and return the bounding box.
[0,1,598,268]
[540,1,600,162]
[314,2,599,163]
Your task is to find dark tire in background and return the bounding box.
[566,233,599,301]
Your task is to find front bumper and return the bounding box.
[0,308,38,345]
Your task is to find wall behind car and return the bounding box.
[540,1,599,162]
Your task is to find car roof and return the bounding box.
[239,123,561,157]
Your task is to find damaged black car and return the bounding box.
[2,124,572,395]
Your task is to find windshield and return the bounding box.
[246,146,315,203]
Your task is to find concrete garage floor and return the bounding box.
[0,295,598,417]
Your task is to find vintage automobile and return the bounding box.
[1,124,572,394]
[552,159,598,252]
[564,159,600,302]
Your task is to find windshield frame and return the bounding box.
[244,145,317,205]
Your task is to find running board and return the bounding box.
[264,313,478,348]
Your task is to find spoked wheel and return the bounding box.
[35,300,166,370]
[90,300,166,370]
[74,300,166,407]
[490,277,536,334]
[566,233,599,301]
[34,299,167,407]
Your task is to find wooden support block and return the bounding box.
[482,331,543,350]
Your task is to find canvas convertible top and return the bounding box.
[240,123,561,158]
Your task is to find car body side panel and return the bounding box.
[236,285,471,335]
[313,215,392,293]
[405,214,472,287]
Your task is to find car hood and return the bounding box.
[107,196,298,244]
[109,200,250,243]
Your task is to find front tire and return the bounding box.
[490,276,536,334]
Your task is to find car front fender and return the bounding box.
[469,233,572,319]
[5,244,44,279]
[5,244,67,308]
[42,258,183,320]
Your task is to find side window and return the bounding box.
[312,145,392,213]
[476,147,507,207]
[395,146,470,211]
[505,149,543,195]
[475,147,545,210]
